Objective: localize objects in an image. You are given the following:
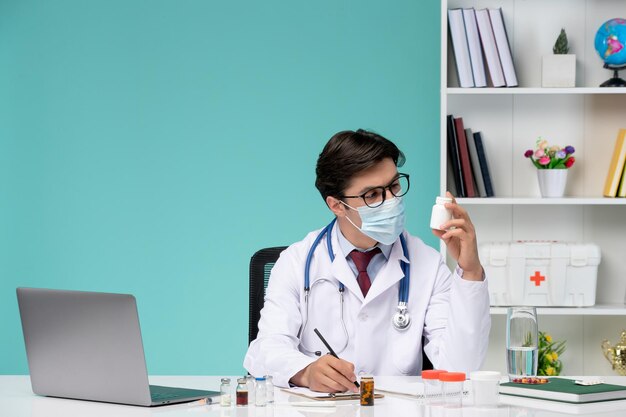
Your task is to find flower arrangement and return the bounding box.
[524,138,576,169]
[538,331,566,376]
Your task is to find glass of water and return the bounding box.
[506,307,538,380]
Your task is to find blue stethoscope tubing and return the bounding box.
[303,218,411,333]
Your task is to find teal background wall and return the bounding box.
[0,0,440,375]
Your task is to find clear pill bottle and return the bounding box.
[246,375,256,404]
[255,377,266,407]
[220,377,232,407]
[439,372,466,407]
[430,196,453,230]
[264,375,274,404]
[421,369,447,404]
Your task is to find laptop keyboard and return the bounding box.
[150,385,211,401]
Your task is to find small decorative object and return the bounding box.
[542,28,576,87]
[594,18,626,87]
[524,138,576,198]
[601,330,626,376]
[538,331,566,376]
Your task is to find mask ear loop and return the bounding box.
[337,199,364,235]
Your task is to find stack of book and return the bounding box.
[448,7,518,88]
[603,129,626,197]
[447,114,494,198]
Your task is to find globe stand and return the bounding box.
[600,63,626,87]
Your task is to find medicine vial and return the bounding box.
[235,378,248,407]
[360,376,375,406]
[264,375,275,403]
[255,377,267,407]
[246,375,256,404]
[430,196,453,230]
[219,377,231,407]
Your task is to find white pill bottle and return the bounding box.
[430,196,453,230]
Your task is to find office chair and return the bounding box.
[248,246,433,371]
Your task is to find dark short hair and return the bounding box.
[315,129,405,201]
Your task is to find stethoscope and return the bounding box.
[298,218,411,355]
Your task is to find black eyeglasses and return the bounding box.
[340,173,410,208]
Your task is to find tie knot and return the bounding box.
[349,248,381,273]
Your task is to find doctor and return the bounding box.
[244,129,490,392]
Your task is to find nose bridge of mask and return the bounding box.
[357,195,402,219]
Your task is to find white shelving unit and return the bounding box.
[441,0,626,376]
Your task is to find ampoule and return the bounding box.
[264,375,274,404]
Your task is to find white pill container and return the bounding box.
[430,196,453,230]
[470,371,501,407]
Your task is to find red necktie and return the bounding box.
[349,248,381,297]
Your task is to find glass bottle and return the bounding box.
[360,376,375,406]
[235,377,248,407]
[264,375,274,404]
[220,377,231,407]
[246,375,256,404]
[255,377,266,407]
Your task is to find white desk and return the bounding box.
[2,375,626,417]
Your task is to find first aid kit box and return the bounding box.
[479,241,601,307]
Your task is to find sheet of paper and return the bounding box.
[283,387,334,398]
[375,379,424,397]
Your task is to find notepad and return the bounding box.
[282,387,383,401]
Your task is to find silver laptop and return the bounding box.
[16,287,220,406]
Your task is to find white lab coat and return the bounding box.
[244,225,491,388]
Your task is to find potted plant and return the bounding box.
[542,28,577,87]
[524,138,576,197]
[538,331,566,376]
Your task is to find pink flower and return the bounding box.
[565,157,575,168]
[535,149,545,158]
[539,156,551,165]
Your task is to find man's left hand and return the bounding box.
[431,191,484,281]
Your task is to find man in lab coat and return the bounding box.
[244,129,490,392]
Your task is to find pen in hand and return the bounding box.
[313,328,360,389]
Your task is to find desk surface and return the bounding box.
[2,375,626,417]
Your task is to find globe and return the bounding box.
[594,18,626,67]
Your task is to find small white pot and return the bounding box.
[542,55,576,88]
[537,169,568,198]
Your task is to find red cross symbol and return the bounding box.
[530,271,546,286]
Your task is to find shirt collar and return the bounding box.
[336,223,393,260]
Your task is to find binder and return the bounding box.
[466,128,487,197]
[603,129,626,197]
[447,115,466,197]
[474,132,495,197]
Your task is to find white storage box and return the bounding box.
[479,241,601,307]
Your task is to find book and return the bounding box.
[618,162,626,197]
[488,8,518,87]
[447,115,465,197]
[500,378,626,404]
[475,9,505,87]
[448,8,474,87]
[454,117,477,197]
[473,132,495,197]
[466,128,487,197]
[462,8,487,88]
[603,129,626,197]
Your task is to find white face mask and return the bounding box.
[341,197,406,245]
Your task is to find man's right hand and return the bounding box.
[290,355,359,393]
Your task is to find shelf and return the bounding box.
[446,87,626,95]
[490,304,626,316]
[456,197,626,206]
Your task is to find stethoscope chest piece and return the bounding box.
[392,303,411,331]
